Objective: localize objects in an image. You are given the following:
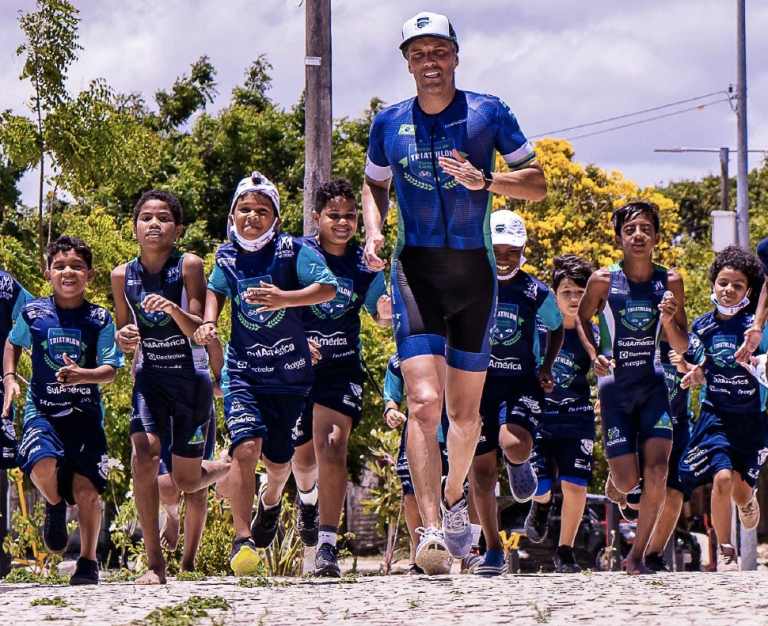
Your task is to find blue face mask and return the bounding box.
[710,291,750,316]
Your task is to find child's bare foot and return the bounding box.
[605,473,627,507]
[214,451,232,502]
[135,566,166,585]
[160,513,180,552]
[625,555,654,575]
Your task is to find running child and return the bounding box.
[3,235,124,585]
[112,190,230,584]
[679,245,766,572]
[290,179,390,577]
[193,172,337,577]
[524,254,596,574]
[471,210,564,576]
[578,199,689,575]
[0,270,33,469]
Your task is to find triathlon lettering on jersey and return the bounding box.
[208,235,337,395]
[599,262,668,382]
[366,90,534,251]
[488,271,562,376]
[124,250,208,373]
[8,297,124,423]
[300,237,387,369]
[659,333,704,424]
[693,309,768,413]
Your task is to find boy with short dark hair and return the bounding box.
[3,235,124,585]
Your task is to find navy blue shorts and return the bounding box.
[224,388,305,464]
[598,374,673,459]
[396,418,450,495]
[680,407,768,491]
[1,396,17,469]
[530,430,593,494]
[476,374,541,457]
[158,407,217,477]
[130,369,214,459]
[17,409,108,505]
[293,365,367,448]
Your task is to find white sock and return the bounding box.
[298,483,318,506]
[318,528,337,547]
[262,494,280,510]
[471,523,482,549]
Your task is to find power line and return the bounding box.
[529,90,732,139]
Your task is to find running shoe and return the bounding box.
[460,548,481,574]
[505,458,538,503]
[230,536,261,576]
[414,526,453,575]
[44,499,68,554]
[313,543,341,578]
[553,545,581,573]
[717,544,739,572]
[296,497,319,546]
[738,493,760,531]
[441,477,472,559]
[69,557,99,585]
[473,549,506,577]
[644,552,670,573]
[251,486,282,549]
[524,500,552,544]
[406,563,425,576]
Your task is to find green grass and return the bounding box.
[133,596,230,626]
[31,596,67,607]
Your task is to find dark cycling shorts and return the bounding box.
[390,245,496,372]
[476,374,541,457]
[531,430,593,496]
[158,407,217,477]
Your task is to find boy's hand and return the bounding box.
[56,354,87,386]
[680,365,705,390]
[376,295,392,321]
[246,282,288,312]
[194,322,217,346]
[384,408,407,428]
[659,291,679,326]
[735,325,763,364]
[2,377,20,418]
[141,294,177,315]
[593,355,614,377]
[115,324,141,352]
[538,366,554,393]
[308,338,322,366]
[668,348,684,367]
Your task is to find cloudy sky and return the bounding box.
[2,0,767,205]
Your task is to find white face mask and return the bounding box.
[710,291,750,316]
[498,255,526,281]
[229,216,278,252]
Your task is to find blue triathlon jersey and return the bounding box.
[301,237,387,370]
[366,90,535,251]
[659,333,704,423]
[9,297,124,424]
[0,272,33,378]
[693,309,768,414]
[598,262,669,384]
[208,235,337,395]
[124,250,208,374]
[488,271,562,377]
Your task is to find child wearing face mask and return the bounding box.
[679,244,767,572]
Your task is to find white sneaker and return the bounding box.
[738,493,760,531]
[414,526,453,575]
[440,479,472,559]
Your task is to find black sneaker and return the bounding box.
[251,489,282,549]
[313,543,341,578]
[553,545,581,573]
[524,500,552,544]
[70,557,99,585]
[645,552,670,572]
[44,500,68,554]
[296,497,319,546]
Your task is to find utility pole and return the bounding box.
[719,147,729,212]
[303,0,332,236]
[736,0,749,246]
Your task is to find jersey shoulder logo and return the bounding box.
[165,265,181,283]
[276,235,294,258]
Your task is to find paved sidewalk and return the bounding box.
[2,572,768,625]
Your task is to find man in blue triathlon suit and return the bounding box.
[578,200,689,575]
[362,11,547,575]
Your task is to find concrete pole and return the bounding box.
[736,0,749,246]
[719,147,729,213]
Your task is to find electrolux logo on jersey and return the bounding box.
[236,360,275,374]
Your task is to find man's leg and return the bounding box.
[158,474,182,552]
[71,473,101,562]
[180,487,208,572]
[647,487,684,556]
[131,432,165,584]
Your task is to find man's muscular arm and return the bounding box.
[361,175,391,271]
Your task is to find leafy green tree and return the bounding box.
[155,55,218,129]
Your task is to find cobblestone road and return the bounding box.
[2,571,768,626]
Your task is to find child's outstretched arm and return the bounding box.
[2,339,22,418]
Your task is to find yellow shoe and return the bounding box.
[230,537,261,576]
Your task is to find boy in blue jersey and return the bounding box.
[679,245,767,572]
[471,211,564,576]
[112,191,230,585]
[193,172,337,576]
[290,179,390,577]
[578,200,689,575]
[524,255,596,574]
[3,236,124,585]
[361,12,547,572]
[0,271,33,468]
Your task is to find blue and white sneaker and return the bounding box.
[473,549,506,577]
[505,458,538,503]
[414,526,453,575]
[440,478,472,559]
